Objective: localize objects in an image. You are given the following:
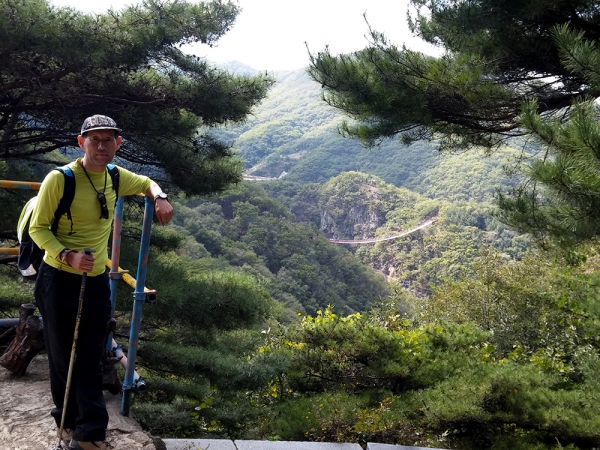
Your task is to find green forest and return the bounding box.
[3,1,600,449]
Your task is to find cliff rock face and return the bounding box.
[320,205,385,240]
[318,172,395,240]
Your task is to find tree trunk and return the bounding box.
[0,303,44,375]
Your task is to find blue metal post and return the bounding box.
[108,196,124,352]
[108,197,145,388]
[121,196,154,416]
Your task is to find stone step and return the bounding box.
[162,439,446,450]
[366,444,446,450]
[162,439,237,450]
[162,440,362,450]
[235,441,363,450]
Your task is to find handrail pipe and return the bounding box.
[107,196,124,353]
[120,196,154,416]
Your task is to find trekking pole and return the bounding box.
[53,248,95,450]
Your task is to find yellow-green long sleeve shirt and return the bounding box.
[29,159,153,276]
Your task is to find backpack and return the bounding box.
[17,164,120,279]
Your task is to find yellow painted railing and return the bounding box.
[0,180,41,190]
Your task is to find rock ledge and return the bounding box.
[0,354,161,450]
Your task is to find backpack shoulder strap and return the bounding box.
[107,164,120,198]
[52,166,76,235]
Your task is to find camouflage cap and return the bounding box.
[80,115,122,135]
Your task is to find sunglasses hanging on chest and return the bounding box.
[81,164,110,220]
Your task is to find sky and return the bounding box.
[50,0,440,71]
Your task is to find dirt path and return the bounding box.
[0,354,162,450]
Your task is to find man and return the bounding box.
[30,115,174,450]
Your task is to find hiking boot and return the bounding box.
[69,440,114,450]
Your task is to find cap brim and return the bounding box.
[81,126,122,134]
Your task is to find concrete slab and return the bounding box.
[235,441,363,450]
[366,444,446,450]
[162,438,237,450]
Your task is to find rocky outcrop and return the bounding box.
[0,355,162,450]
[320,205,385,240]
[319,173,392,240]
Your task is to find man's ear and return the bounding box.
[77,135,85,149]
[115,136,123,150]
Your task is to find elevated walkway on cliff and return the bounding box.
[328,219,435,245]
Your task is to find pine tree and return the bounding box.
[0,0,274,195]
[308,0,600,150]
[497,25,600,243]
[308,0,600,243]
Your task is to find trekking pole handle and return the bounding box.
[76,249,95,276]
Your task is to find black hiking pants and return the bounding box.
[35,261,111,442]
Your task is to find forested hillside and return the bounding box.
[319,172,528,291]
[219,67,521,201]
[166,183,389,316]
[215,67,531,293]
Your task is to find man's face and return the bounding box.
[77,129,122,169]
